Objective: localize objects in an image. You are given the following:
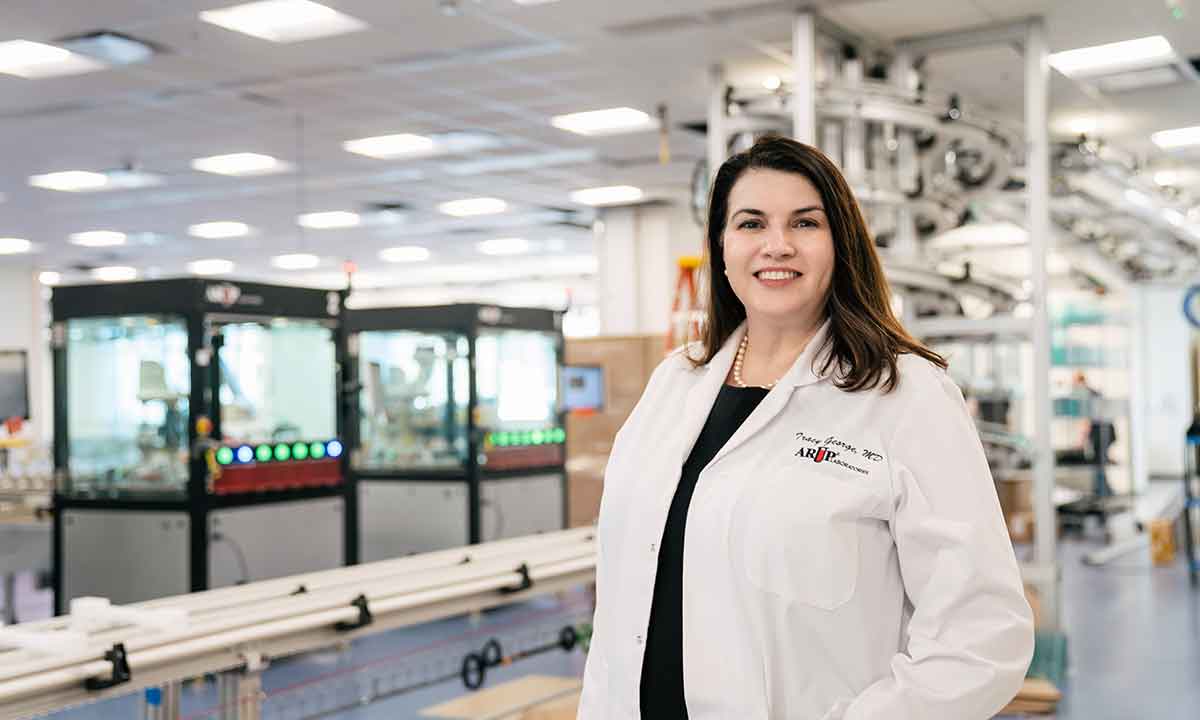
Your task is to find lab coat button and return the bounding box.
[649,543,656,553]
[635,634,643,645]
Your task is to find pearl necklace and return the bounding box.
[732,333,782,389]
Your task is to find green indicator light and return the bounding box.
[310,441,326,459]
[522,431,533,446]
[495,432,508,447]
[531,430,545,444]
[292,442,309,460]
[274,444,291,462]
[256,445,272,463]
[216,447,234,465]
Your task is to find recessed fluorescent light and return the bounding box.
[187,258,236,275]
[28,170,109,192]
[513,0,561,5]
[191,152,289,176]
[199,0,367,43]
[1164,209,1186,227]
[570,185,645,206]
[379,246,430,263]
[762,75,782,91]
[1124,189,1151,207]
[476,237,530,256]
[92,266,137,282]
[69,230,127,247]
[438,197,508,217]
[343,133,435,159]
[0,238,31,255]
[550,107,657,136]
[1155,170,1181,186]
[1048,35,1174,78]
[271,253,321,270]
[188,221,251,239]
[0,40,106,78]
[59,31,156,66]
[1152,125,1200,149]
[297,210,361,229]
[1068,117,1097,135]
[38,271,61,286]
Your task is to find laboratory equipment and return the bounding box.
[345,305,566,562]
[52,279,349,611]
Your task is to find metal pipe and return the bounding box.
[1024,17,1060,630]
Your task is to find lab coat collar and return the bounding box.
[676,317,834,472]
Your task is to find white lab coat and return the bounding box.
[578,320,1034,719]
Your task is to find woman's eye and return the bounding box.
[738,220,762,230]
[794,218,817,228]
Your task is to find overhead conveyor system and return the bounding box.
[0,527,597,720]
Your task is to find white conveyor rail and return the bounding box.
[0,527,597,720]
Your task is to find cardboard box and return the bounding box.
[1006,510,1035,544]
[996,475,1032,516]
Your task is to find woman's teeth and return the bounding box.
[757,271,798,280]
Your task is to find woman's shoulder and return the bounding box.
[886,352,964,408]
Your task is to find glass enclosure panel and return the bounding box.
[218,319,337,445]
[66,315,190,498]
[475,329,559,436]
[356,330,469,470]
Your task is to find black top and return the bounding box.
[640,383,770,719]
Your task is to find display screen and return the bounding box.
[0,350,29,420]
[563,365,604,412]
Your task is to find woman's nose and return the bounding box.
[762,228,796,258]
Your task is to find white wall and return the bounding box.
[1133,284,1195,480]
[0,264,49,443]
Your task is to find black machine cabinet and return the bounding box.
[345,304,567,562]
[52,279,350,611]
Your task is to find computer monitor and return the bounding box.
[563,365,604,412]
[0,350,29,420]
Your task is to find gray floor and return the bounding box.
[8,531,1200,720]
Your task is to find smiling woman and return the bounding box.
[579,135,1034,720]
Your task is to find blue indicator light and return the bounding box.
[327,440,344,458]
[236,445,254,463]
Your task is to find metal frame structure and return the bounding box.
[51,279,350,612]
[707,13,1060,627]
[344,304,568,560]
[0,527,596,720]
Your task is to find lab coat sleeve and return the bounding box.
[576,536,608,719]
[841,363,1035,720]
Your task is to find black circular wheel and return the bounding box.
[481,638,504,667]
[461,652,486,690]
[558,626,578,652]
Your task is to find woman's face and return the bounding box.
[721,168,835,328]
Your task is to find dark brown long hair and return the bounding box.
[693,135,945,393]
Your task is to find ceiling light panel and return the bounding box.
[298,211,361,229]
[476,237,531,256]
[189,221,252,239]
[271,253,321,270]
[551,107,658,136]
[69,230,127,247]
[0,238,31,255]
[343,133,434,159]
[199,0,368,43]
[570,185,645,206]
[0,40,106,78]
[187,258,236,275]
[1048,35,1174,78]
[1152,125,1200,149]
[192,152,290,176]
[92,266,137,282]
[379,246,431,263]
[438,197,508,217]
[28,170,109,192]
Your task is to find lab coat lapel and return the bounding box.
[707,319,833,469]
[675,325,745,470]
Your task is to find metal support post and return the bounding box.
[792,12,817,144]
[708,64,728,178]
[142,682,181,720]
[1025,17,1060,630]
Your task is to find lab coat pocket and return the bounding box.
[737,470,863,611]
